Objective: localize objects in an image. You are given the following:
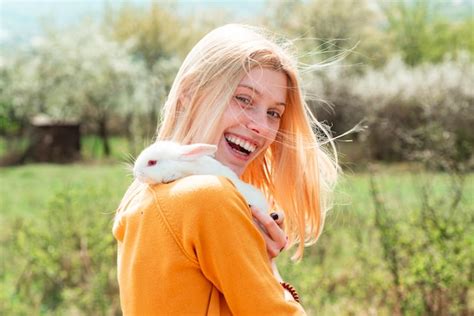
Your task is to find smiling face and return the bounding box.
[214,67,288,176]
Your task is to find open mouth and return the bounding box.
[225,134,257,156]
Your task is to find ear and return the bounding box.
[181,143,217,160]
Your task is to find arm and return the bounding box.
[182,176,305,314]
[251,206,301,303]
[250,206,287,262]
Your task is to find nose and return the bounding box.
[245,109,270,135]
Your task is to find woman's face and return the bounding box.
[215,67,288,176]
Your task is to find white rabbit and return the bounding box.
[133,141,269,212]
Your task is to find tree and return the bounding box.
[102,1,236,69]
[100,1,235,151]
[262,0,392,69]
[103,1,190,69]
[7,24,153,157]
[382,0,474,66]
[0,56,25,152]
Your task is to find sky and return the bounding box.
[0,0,265,47]
[1,0,472,48]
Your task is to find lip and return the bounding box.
[223,137,251,162]
[222,132,263,162]
[224,132,261,148]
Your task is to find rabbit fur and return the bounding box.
[133,141,269,212]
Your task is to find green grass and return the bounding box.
[0,137,30,156]
[80,136,135,161]
[1,163,472,246]
[0,163,472,315]
[278,168,473,315]
[336,165,474,210]
[0,135,141,163]
[2,163,471,220]
[0,163,131,222]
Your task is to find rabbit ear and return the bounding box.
[181,143,217,160]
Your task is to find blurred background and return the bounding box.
[0,0,472,315]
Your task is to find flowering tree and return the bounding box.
[2,24,157,156]
[309,53,474,169]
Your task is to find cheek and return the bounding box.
[264,121,280,142]
[258,126,279,154]
[221,104,243,126]
[216,106,233,128]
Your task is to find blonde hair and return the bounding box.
[117,24,338,260]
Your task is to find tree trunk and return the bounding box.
[124,112,135,153]
[98,116,110,157]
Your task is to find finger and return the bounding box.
[251,206,286,246]
[269,211,285,229]
[253,223,281,259]
[252,217,268,235]
[251,218,278,256]
[251,213,286,259]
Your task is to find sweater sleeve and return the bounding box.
[163,175,306,315]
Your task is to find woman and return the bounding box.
[113,24,338,315]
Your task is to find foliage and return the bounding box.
[303,0,390,67]
[264,0,392,68]
[81,135,133,162]
[0,184,122,315]
[311,55,474,169]
[102,1,216,69]
[0,1,472,314]
[1,164,473,315]
[103,1,185,68]
[0,23,158,156]
[264,0,473,70]
[1,0,472,163]
[99,1,236,150]
[0,59,23,136]
[124,55,182,154]
[278,168,474,315]
[382,0,474,66]
[0,163,129,220]
[368,168,473,315]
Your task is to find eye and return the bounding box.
[147,160,157,167]
[235,95,252,106]
[268,110,282,120]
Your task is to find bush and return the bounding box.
[276,169,473,315]
[310,55,474,169]
[369,170,473,315]
[0,185,120,315]
[1,165,472,315]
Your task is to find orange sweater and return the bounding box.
[113,175,306,315]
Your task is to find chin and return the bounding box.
[218,157,244,176]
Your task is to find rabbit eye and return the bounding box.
[147,160,157,167]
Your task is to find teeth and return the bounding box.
[226,135,256,153]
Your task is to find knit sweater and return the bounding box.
[113,175,306,315]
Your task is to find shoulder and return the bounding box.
[149,175,250,218]
[165,174,236,196]
[149,175,255,252]
[154,175,240,202]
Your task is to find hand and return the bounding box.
[250,206,288,260]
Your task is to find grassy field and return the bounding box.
[0,163,130,220]
[1,162,471,219]
[0,163,472,315]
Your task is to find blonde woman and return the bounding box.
[113,24,338,315]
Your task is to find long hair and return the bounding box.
[116,24,339,260]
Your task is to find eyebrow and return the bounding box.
[237,84,286,107]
